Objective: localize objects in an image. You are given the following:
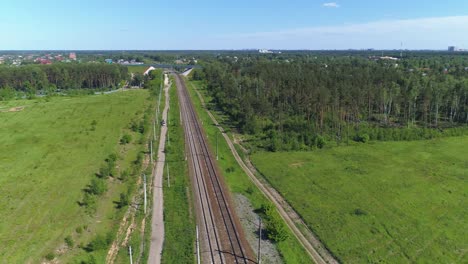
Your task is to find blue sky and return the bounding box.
[0,0,467,50]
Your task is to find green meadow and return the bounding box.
[252,137,468,263]
[0,91,150,262]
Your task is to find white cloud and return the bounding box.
[215,16,468,50]
[323,2,340,8]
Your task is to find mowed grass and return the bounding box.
[251,137,468,263]
[0,91,149,262]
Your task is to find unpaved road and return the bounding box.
[189,81,339,264]
[148,74,170,264]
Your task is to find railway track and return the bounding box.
[174,73,254,264]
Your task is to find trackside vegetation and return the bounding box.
[251,137,468,263]
[161,78,196,263]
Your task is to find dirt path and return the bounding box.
[148,74,170,264]
[189,82,338,264]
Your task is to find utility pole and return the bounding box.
[196,225,200,264]
[153,121,156,141]
[129,246,133,264]
[143,174,147,215]
[167,130,170,146]
[166,164,170,188]
[150,140,153,164]
[258,217,262,264]
[216,132,219,160]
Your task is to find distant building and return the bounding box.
[69,52,77,60]
[144,66,156,75]
[259,49,273,54]
[380,56,399,61]
[36,58,52,65]
[448,46,458,52]
[105,59,113,64]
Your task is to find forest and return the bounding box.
[194,54,468,151]
[0,63,128,97]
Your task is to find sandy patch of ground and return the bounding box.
[0,106,25,112]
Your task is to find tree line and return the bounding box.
[0,64,128,98]
[194,56,468,151]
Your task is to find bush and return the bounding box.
[134,152,144,166]
[354,133,370,143]
[45,252,55,260]
[260,203,289,242]
[107,153,118,163]
[120,134,132,144]
[85,234,109,252]
[88,178,107,196]
[117,193,130,208]
[119,169,130,182]
[65,235,74,247]
[81,193,97,215]
[315,135,326,149]
[130,120,139,132]
[354,208,368,216]
[98,165,110,178]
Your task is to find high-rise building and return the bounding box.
[448,46,458,52]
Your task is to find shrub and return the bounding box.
[315,135,326,149]
[354,208,368,216]
[119,169,130,182]
[85,234,108,252]
[98,165,110,178]
[117,193,130,209]
[265,214,289,242]
[45,252,55,260]
[354,133,370,143]
[120,134,132,144]
[260,203,289,242]
[138,121,145,134]
[130,120,139,132]
[82,193,97,215]
[65,235,74,247]
[88,178,107,196]
[134,152,144,165]
[107,153,118,163]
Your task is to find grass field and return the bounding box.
[187,79,313,263]
[127,65,150,74]
[0,91,151,262]
[251,137,468,263]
